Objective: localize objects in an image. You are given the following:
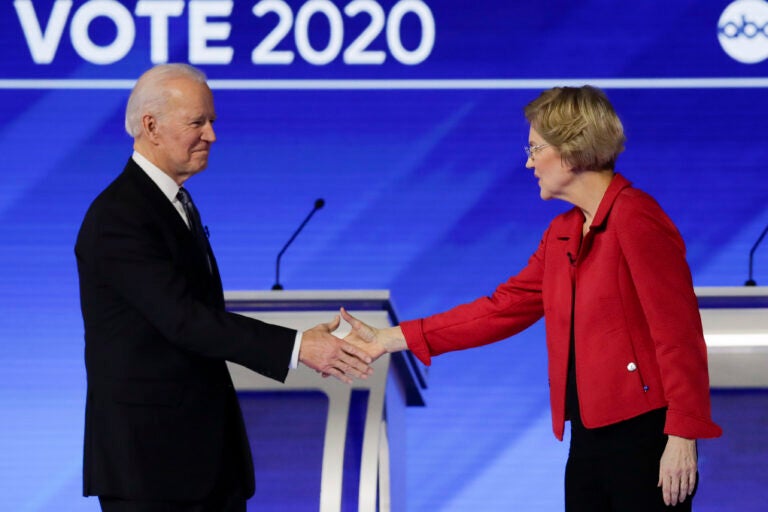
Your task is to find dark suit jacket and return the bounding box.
[75,158,296,501]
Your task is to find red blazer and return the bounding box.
[401,174,722,441]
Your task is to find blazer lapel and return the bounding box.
[554,209,584,269]
[122,159,224,302]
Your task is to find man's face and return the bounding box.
[153,78,216,184]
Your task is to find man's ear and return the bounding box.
[142,114,160,144]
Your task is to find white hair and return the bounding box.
[124,63,208,138]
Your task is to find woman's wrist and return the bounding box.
[381,326,408,353]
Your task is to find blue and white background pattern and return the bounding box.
[1,1,767,510]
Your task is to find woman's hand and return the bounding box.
[339,307,407,362]
[658,435,697,506]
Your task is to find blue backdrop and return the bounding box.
[1,1,767,510]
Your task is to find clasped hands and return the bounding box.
[298,307,404,384]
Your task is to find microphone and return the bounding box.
[272,198,325,290]
[745,222,768,286]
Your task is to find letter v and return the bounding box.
[14,0,73,64]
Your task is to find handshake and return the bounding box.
[298,307,408,383]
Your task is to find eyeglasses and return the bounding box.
[524,143,551,160]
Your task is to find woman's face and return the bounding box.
[525,126,575,201]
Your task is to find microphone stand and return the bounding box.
[272,199,325,290]
[745,223,768,286]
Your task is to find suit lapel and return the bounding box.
[554,209,584,268]
[123,160,191,239]
[122,159,224,304]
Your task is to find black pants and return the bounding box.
[99,492,245,512]
[100,430,247,512]
[565,407,697,512]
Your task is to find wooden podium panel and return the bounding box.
[224,290,425,512]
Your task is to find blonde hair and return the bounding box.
[524,85,625,171]
[125,63,207,137]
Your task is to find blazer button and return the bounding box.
[627,362,637,372]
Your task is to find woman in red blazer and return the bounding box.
[342,86,721,511]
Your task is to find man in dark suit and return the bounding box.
[75,63,373,512]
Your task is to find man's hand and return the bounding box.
[658,435,697,506]
[299,315,374,384]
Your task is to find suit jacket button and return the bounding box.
[627,362,637,372]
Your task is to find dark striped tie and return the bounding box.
[176,187,212,273]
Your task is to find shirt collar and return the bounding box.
[132,150,180,203]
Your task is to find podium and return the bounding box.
[222,287,766,511]
[224,290,425,512]
[696,286,768,388]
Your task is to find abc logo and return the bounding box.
[718,0,768,63]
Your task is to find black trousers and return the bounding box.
[99,493,245,512]
[100,398,249,512]
[565,407,697,512]
[100,436,247,511]
[98,445,247,512]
